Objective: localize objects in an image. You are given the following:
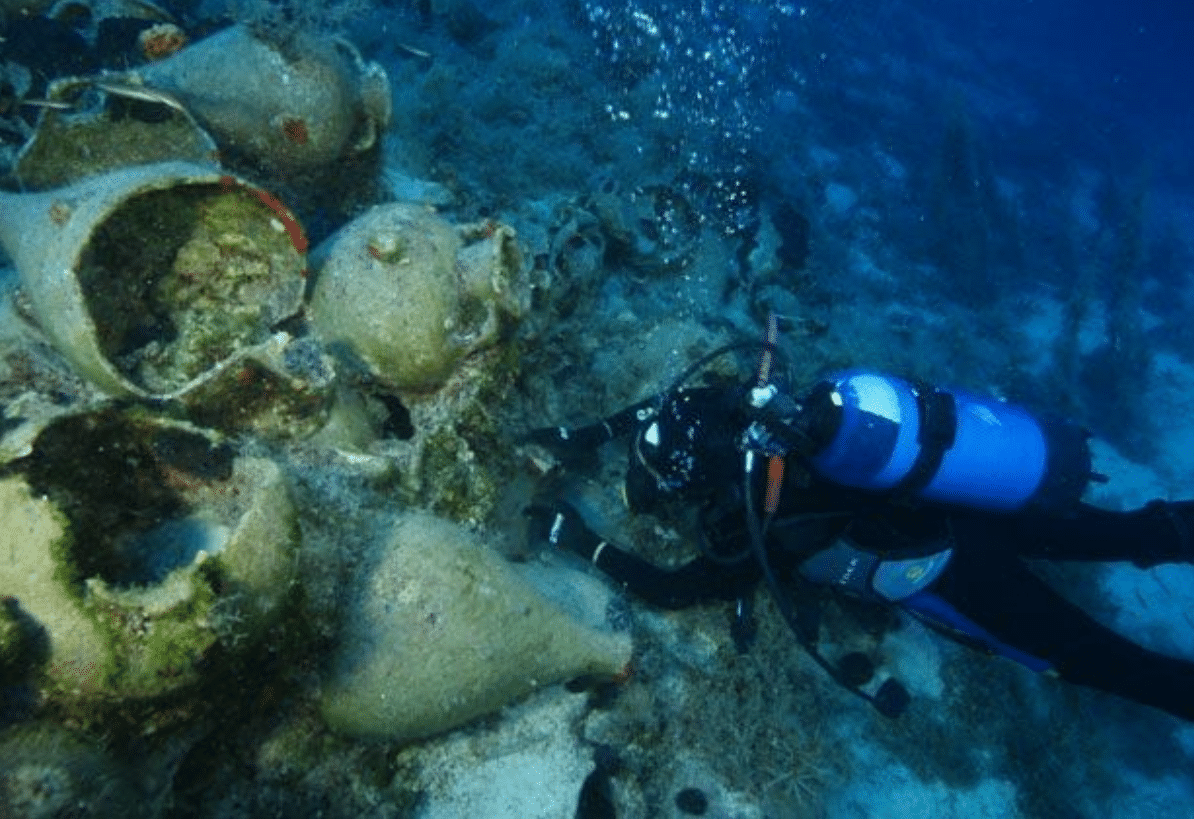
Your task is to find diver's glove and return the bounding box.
[524,426,601,471]
[525,500,603,560]
[524,400,655,471]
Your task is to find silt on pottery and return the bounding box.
[135,24,391,177]
[319,511,631,742]
[0,160,308,400]
[308,203,527,394]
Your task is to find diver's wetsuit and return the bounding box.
[529,391,1194,723]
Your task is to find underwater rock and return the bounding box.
[412,690,601,819]
[0,61,34,149]
[178,333,337,440]
[135,24,391,177]
[319,511,631,742]
[0,409,299,728]
[46,0,176,46]
[0,0,53,20]
[0,161,308,401]
[0,295,102,464]
[547,201,607,316]
[298,345,515,526]
[590,179,701,276]
[0,721,140,818]
[308,202,527,394]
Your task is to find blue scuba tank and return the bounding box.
[805,370,1091,512]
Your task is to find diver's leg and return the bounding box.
[931,544,1194,722]
[954,502,1194,567]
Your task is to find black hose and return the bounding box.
[741,454,903,716]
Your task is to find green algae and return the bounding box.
[76,184,305,395]
[14,78,218,191]
[1,408,300,732]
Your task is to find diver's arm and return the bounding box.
[525,501,758,609]
[525,399,656,465]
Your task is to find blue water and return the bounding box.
[3,0,1194,816]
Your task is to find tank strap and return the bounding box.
[891,384,956,502]
[1029,416,1093,512]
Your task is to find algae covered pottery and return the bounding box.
[13,76,220,191]
[308,203,527,393]
[0,160,308,400]
[319,511,631,742]
[0,409,299,725]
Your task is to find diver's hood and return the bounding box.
[625,386,745,514]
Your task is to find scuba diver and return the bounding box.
[524,325,1194,722]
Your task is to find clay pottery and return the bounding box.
[137,24,391,176]
[0,160,308,399]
